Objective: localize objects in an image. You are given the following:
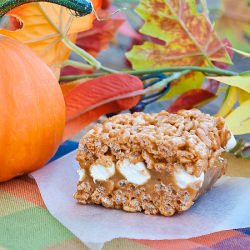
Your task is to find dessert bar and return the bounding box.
[74,109,234,216]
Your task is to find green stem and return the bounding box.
[62,60,94,70]
[60,66,237,82]
[62,37,118,74]
[108,66,237,76]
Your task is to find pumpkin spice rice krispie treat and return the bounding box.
[74,109,236,216]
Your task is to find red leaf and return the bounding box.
[167,89,215,113]
[63,74,143,140]
[76,10,124,57]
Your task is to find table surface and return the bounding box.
[0,141,250,250]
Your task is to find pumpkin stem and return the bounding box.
[0,0,92,17]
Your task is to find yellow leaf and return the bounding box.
[161,71,204,100]
[216,86,238,117]
[0,1,101,70]
[207,75,250,93]
[225,100,250,135]
[238,89,250,104]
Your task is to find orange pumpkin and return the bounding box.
[0,35,65,182]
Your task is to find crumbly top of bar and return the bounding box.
[76,109,230,177]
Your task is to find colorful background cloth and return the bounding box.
[0,141,249,250]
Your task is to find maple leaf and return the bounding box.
[126,0,232,69]
[215,0,250,52]
[0,1,101,70]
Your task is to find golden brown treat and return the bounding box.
[74,109,231,216]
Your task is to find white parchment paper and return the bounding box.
[31,150,250,249]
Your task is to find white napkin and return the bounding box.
[31,150,250,249]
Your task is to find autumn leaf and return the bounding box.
[126,0,231,101]
[63,74,143,140]
[216,86,238,117]
[161,40,233,102]
[215,0,250,52]
[211,74,250,121]
[0,1,101,70]
[238,89,250,104]
[225,100,250,135]
[167,89,215,113]
[207,75,250,93]
[126,0,232,70]
[160,71,204,100]
[208,75,250,122]
[209,74,250,135]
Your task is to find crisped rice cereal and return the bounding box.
[74,109,231,216]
